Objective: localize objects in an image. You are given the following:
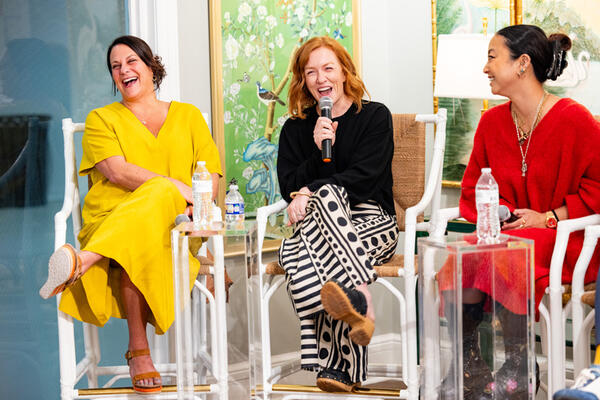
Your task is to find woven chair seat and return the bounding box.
[561,282,596,306]
[265,254,418,277]
[195,255,214,276]
[581,290,596,307]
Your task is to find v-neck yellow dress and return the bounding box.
[59,101,221,334]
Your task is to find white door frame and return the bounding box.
[127,0,181,102]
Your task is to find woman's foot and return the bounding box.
[321,280,374,346]
[125,349,162,393]
[317,368,359,392]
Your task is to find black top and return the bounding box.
[277,101,395,216]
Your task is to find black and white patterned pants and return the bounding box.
[279,184,399,382]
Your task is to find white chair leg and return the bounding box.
[83,323,99,388]
[57,306,77,400]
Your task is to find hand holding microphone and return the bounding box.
[317,96,336,162]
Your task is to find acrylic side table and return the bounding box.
[171,220,257,400]
[418,234,535,400]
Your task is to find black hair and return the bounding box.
[496,24,572,83]
[106,35,166,95]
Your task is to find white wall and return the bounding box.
[361,0,433,114]
[177,0,212,117]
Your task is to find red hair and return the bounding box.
[288,36,369,119]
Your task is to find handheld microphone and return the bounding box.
[499,205,518,223]
[175,213,191,226]
[318,96,333,163]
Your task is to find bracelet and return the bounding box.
[551,209,559,221]
[290,191,311,199]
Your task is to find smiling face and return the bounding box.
[304,46,351,115]
[109,44,155,101]
[483,34,524,97]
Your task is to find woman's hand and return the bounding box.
[167,177,193,204]
[501,208,546,230]
[313,116,338,150]
[287,187,312,226]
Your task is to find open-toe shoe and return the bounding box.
[125,349,162,394]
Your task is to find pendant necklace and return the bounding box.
[511,91,548,177]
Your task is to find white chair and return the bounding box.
[54,118,224,399]
[429,207,600,398]
[570,224,600,377]
[252,109,448,399]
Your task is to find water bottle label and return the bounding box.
[226,203,245,215]
[192,180,212,193]
[476,190,498,204]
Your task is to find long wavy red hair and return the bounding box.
[287,36,369,119]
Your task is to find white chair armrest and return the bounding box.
[429,207,461,241]
[256,199,288,268]
[570,223,600,297]
[549,214,600,293]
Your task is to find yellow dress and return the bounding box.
[59,101,222,334]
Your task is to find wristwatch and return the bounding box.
[545,211,558,229]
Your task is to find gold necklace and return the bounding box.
[511,91,548,177]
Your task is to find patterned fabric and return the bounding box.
[553,365,600,399]
[279,184,399,382]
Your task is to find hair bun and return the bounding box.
[546,33,572,80]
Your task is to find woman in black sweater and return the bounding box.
[277,36,399,392]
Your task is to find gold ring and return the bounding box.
[520,219,526,228]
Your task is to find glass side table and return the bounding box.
[418,234,535,400]
[171,220,257,400]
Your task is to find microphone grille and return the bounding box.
[175,214,191,225]
[498,205,510,222]
[318,96,333,110]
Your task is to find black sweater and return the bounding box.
[277,101,395,216]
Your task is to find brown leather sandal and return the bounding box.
[39,244,84,299]
[125,349,162,394]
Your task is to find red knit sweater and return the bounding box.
[459,98,600,308]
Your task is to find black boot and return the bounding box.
[492,305,538,399]
[439,301,493,400]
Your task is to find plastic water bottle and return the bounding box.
[192,161,212,230]
[225,179,245,230]
[475,167,500,243]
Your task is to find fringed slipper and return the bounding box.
[39,244,84,299]
[320,280,374,346]
[125,349,162,394]
[316,368,360,392]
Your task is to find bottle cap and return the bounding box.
[481,167,491,173]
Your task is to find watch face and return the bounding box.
[546,217,557,228]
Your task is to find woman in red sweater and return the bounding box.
[440,25,600,399]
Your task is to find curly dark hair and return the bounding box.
[106,35,166,95]
[496,24,572,83]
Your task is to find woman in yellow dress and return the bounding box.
[38,35,221,394]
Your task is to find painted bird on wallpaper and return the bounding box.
[333,28,345,39]
[256,82,285,106]
[237,72,250,83]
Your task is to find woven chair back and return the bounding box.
[391,114,426,231]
